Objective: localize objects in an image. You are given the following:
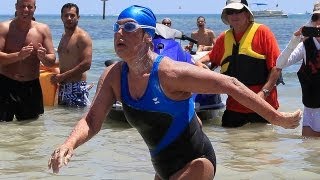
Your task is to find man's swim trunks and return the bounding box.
[58,81,91,107]
[0,74,44,121]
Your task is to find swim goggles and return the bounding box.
[113,22,155,33]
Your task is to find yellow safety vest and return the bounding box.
[220,23,268,85]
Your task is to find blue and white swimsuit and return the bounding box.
[120,56,216,179]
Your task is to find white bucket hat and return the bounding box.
[313,2,320,14]
[221,0,254,25]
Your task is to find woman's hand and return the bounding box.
[48,145,74,174]
[277,110,302,129]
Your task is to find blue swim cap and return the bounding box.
[117,5,156,37]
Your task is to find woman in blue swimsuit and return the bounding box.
[48,5,302,179]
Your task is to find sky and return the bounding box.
[0,0,318,15]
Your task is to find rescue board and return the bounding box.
[39,70,58,106]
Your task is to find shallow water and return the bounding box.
[1,14,320,179]
[1,106,320,179]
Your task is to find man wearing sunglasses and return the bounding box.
[196,0,282,128]
[276,2,320,137]
[51,3,93,108]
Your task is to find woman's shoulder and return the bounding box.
[158,56,195,76]
[103,60,123,81]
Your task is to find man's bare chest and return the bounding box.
[6,30,42,51]
[58,38,79,55]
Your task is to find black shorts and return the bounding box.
[0,74,44,121]
[222,109,269,128]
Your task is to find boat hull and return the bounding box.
[252,10,288,18]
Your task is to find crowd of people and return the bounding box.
[1,0,319,179]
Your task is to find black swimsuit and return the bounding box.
[120,56,216,179]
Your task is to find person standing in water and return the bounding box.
[196,0,282,128]
[48,5,301,179]
[276,2,320,137]
[0,0,56,121]
[185,16,216,52]
[51,3,93,107]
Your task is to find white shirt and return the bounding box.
[276,36,320,69]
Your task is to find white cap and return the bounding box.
[313,1,320,14]
[221,0,254,25]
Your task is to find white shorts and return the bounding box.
[303,106,320,132]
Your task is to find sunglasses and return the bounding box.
[225,8,246,15]
[312,14,320,22]
[113,22,155,33]
[162,22,171,25]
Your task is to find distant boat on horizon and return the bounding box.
[251,2,288,18]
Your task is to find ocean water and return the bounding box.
[1,14,320,179]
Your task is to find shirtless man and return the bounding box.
[0,0,56,122]
[185,16,216,52]
[51,3,92,107]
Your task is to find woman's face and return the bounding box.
[113,18,146,60]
